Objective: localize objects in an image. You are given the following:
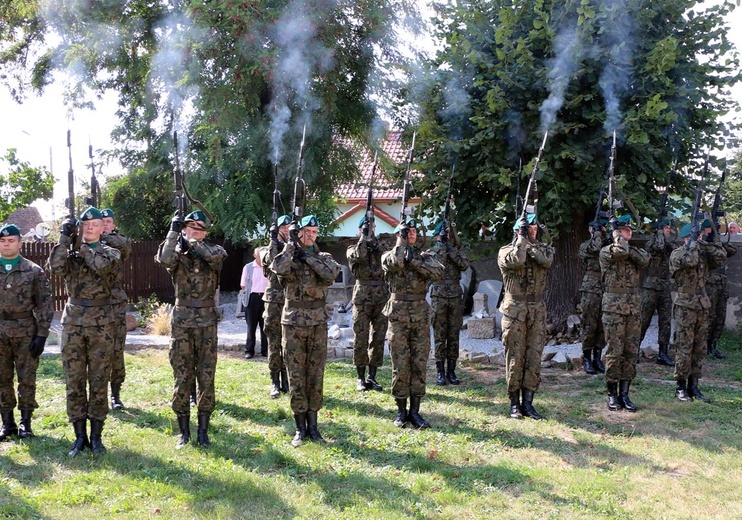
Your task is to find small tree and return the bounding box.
[0,148,54,222]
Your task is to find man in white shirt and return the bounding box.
[241,247,269,359]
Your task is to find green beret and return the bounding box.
[432,221,445,236]
[616,215,632,228]
[277,215,291,227]
[651,218,671,230]
[79,207,103,221]
[701,219,712,230]
[358,216,368,228]
[394,218,418,234]
[679,223,692,238]
[511,213,537,231]
[0,224,21,237]
[101,208,115,218]
[300,215,319,228]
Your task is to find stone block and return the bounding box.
[125,313,139,332]
[640,343,659,360]
[550,351,569,369]
[541,345,559,361]
[328,324,341,340]
[472,292,489,317]
[477,280,503,313]
[468,351,489,364]
[490,350,507,366]
[467,316,497,339]
[566,346,584,369]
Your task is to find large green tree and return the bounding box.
[403,0,741,328]
[0,148,54,222]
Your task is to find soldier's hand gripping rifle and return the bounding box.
[84,141,101,208]
[63,130,80,251]
[290,125,307,252]
[518,131,548,238]
[440,160,455,245]
[363,150,379,238]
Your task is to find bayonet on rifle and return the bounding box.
[65,130,80,251]
[84,141,100,208]
[364,150,379,237]
[399,131,416,236]
[441,159,455,243]
[290,125,307,244]
[518,131,548,236]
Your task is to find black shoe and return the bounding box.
[446,359,460,385]
[270,370,281,399]
[176,414,190,448]
[508,391,523,419]
[245,352,254,359]
[656,344,675,367]
[18,410,34,438]
[688,376,711,403]
[708,340,726,359]
[521,389,542,420]
[110,382,125,410]
[280,368,290,393]
[393,398,408,428]
[592,348,606,374]
[583,351,597,375]
[0,411,18,441]
[618,380,636,412]
[408,395,430,429]
[197,413,211,448]
[435,361,446,386]
[306,411,325,443]
[367,366,383,391]
[607,382,621,411]
[190,381,197,407]
[291,413,307,447]
[90,419,106,455]
[67,419,89,457]
[355,366,368,392]
[675,379,692,402]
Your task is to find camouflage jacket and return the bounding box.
[428,241,470,299]
[260,239,286,304]
[642,230,675,290]
[599,233,650,316]
[47,235,122,326]
[381,236,444,321]
[347,234,389,305]
[102,231,133,305]
[271,241,340,327]
[155,231,227,328]
[0,256,53,339]
[670,240,726,310]
[706,241,736,285]
[578,232,606,295]
[498,236,554,321]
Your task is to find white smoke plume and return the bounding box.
[598,0,635,134]
[540,25,581,134]
[439,76,472,144]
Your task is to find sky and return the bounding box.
[1,0,741,223]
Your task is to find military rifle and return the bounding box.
[172,131,214,240]
[655,158,677,229]
[270,157,282,242]
[606,130,622,227]
[84,141,101,208]
[290,124,307,246]
[709,159,728,240]
[65,130,80,251]
[399,131,416,238]
[515,157,523,220]
[689,154,708,243]
[518,131,548,237]
[363,150,379,238]
[441,159,456,244]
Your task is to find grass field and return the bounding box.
[0,334,740,519]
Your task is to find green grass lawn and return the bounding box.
[1,334,740,520]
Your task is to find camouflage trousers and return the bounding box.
[387,310,430,399]
[282,323,327,413]
[579,291,604,353]
[0,335,40,412]
[169,324,217,416]
[110,302,127,386]
[431,296,463,361]
[673,305,708,380]
[706,281,727,344]
[61,323,114,422]
[352,301,387,367]
[502,305,546,394]
[640,287,672,345]
[264,301,285,371]
[602,311,639,383]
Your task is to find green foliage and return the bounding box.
[133,293,165,328]
[0,148,54,222]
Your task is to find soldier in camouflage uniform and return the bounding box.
[382,219,443,429]
[498,214,554,420]
[599,215,649,412]
[639,220,676,366]
[0,224,53,440]
[100,209,133,409]
[47,207,122,456]
[704,220,736,359]
[271,215,340,447]
[578,221,608,375]
[429,220,470,386]
[155,210,227,449]
[347,216,389,392]
[670,222,726,402]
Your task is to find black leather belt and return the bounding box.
[1,311,33,320]
[507,293,543,302]
[358,281,385,287]
[69,298,113,307]
[286,300,325,309]
[676,287,704,294]
[175,298,215,308]
[390,293,426,302]
[606,287,637,294]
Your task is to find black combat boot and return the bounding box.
[89,419,107,455]
[688,376,711,403]
[18,410,34,438]
[592,348,606,373]
[367,366,383,391]
[291,413,307,447]
[446,359,460,385]
[0,411,18,441]
[607,382,621,411]
[583,351,597,375]
[435,361,447,386]
[197,413,211,448]
[675,379,692,402]
[355,366,368,392]
[306,411,325,443]
[176,414,190,448]
[110,382,125,410]
[67,419,89,457]
[393,398,408,427]
[408,395,430,429]
[521,389,543,420]
[508,391,523,420]
[190,381,198,407]
[270,370,281,399]
[280,368,289,393]
[656,343,675,367]
[618,380,637,412]
[708,339,726,359]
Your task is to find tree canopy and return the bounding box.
[0,148,54,222]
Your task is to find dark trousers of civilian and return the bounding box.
[245,292,267,356]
